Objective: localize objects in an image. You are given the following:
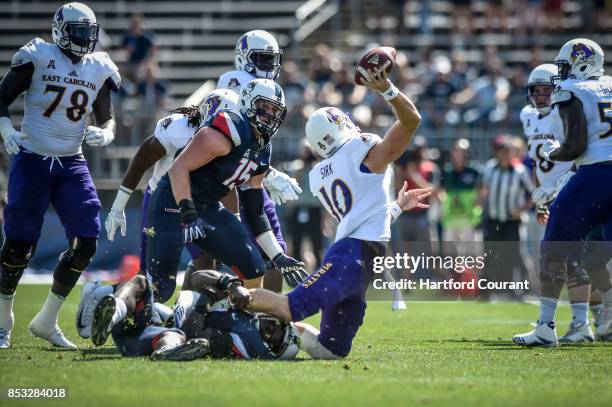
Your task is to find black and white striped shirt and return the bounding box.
[482,160,535,222]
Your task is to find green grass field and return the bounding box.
[0,285,610,407]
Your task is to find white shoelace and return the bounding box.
[41,155,64,172]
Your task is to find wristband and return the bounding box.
[255,230,284,260]
[380,83,399,101]
[178,199,198,224]
[389,201,402,221]
[111,186,133,211]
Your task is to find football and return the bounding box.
[354,46,397,85]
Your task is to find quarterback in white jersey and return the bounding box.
[0,2,120,350]
[232,67,430,359]
[513,38,612,347]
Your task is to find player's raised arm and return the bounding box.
[361,67,421,173]
[0,63,33,154]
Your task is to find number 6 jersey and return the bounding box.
[309,134,394,243]
[520,105,573,188]
[11,37,120,156]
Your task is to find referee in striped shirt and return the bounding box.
[479,135,535,297]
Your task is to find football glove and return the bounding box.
[540,139,560,161]
[84,125,114,147]
[105,187,132,241]
[179,199,215,244]
[105,209,127,241]
[263,167,302,206]
[0,117,26,155]
[272,253,309,288]
[531,185,557,206]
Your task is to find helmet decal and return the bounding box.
[56,7,64,23]
[239,35,248,52]
[570,43,595,66]
[204,96,222,118]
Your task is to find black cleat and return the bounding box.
[91,295,116,347]
[150,338,210,361]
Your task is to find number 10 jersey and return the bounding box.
[309,134,394,243]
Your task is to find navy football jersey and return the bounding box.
[190,109,270,204]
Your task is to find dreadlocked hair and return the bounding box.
[170,105,202,128]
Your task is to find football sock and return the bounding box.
[570,302,588,326]
[590,303,604,322]
[600,287,612,308]
[36,291,65,326]
[0,293,14,323]
[538,297,558,325]
[111,297,127,326]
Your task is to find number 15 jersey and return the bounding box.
[11,37,120,156]
[309,134,394,243]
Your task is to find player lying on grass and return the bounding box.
[81,271,300,360]
[232,66,431,359]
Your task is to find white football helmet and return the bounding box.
[305,107,360,158]
[234,30,283,80]
[200,88,240,123]
[552,38,604,83]
[52,2,99,56]
[239,79,286,143]
[527,64,557,115]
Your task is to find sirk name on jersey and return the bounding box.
[42,74,97,91]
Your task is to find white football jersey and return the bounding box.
[309,134,394,243]
[520,105,573,188]
[11,38,120,156]
[552,75,612,166]
[217,70,255,92]
[149,113,196,191]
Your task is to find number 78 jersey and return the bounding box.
[309,134,394,243]
[11,38,120,156]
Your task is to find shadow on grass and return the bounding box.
[422,338,611,351]
[73,347,122,361]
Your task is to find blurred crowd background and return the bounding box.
[0,0,610,292]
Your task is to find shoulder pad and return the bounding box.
[209,110,243,147]
[94,52,121,91]
[551,88,572,106]
[154,113,192,152]
[11,37,45,68]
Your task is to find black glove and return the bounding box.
[272,253,309,288]
[179,199,215,244]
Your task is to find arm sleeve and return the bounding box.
[238,188,271,236]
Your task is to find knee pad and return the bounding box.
[0,239,36,293]
[53,237,97,287]
[567,266,591,289]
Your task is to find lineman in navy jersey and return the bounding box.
[100,89,239,305]
[0,2,120,349]
[168,79,308,289]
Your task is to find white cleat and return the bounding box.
[512,321,558,347]
[0,310,14,349]
[76,281,102,339]
[559,321,594,344]
[392,300,407,311]
[28,318,77,350]
[594,307,612,341]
